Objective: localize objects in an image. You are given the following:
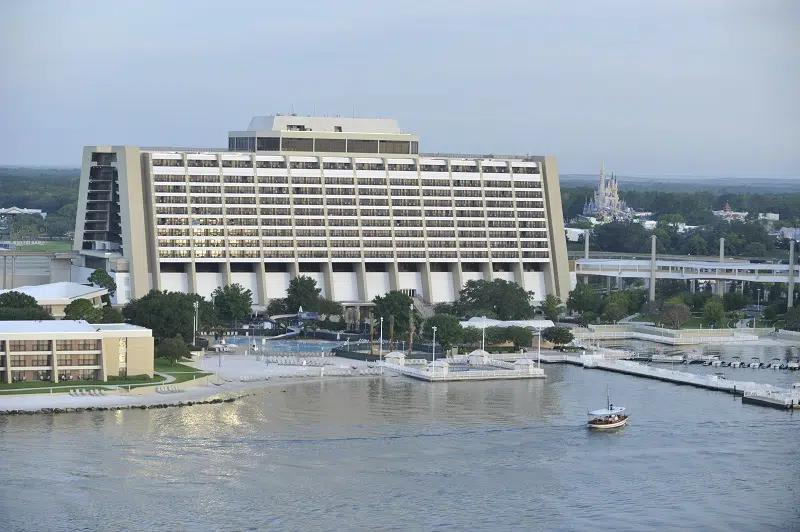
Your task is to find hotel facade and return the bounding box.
[0,321,154,383]
[72,116,570,309]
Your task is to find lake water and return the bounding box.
[1,365,798,531]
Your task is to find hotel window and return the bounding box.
[451,165,477,173]
[517,200,544,209]
[482,164,509,174]
[356,162,385,171]
[295,208,325,216]
[290,162,320,171]
[156,206,189,215]
[325,176,355,185]
[420,164,447,172]
[514,181,542,189]
[151,158,183,167]
[293,186,323,194]
[513,165,540,175]
[256,159,287,169]
[379,141,410,154]
[187,159,219,167]
[10,340,51,352]
[222,159,253,168]
[256,137,280,151]
[347,140,379,154]
[282,138,314,152]
[323,161,353,170]
[224,176,255,184]
[189,175,220,183]
[485,180,512,188]
[315,138,347,153]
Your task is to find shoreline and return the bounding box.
[0,355,381,415]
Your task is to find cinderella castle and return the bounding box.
[582,160,629,219]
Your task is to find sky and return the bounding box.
[0,0,797,176]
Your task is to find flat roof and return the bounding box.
[0,282,107,303]
[0,320,98,334]
[246,115,402,134]
[93,323,149,332]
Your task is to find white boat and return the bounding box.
[787,359,800,370]
[651,354,684,364]
[768,358,782,370]
[587,390,628,430]
[748,357,762,369]
[729,357,743,368]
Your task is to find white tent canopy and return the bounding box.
[460,317,554,330]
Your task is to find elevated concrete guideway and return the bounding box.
[575,258,799,284]
[0,251,79,290]
[575,236,797,311]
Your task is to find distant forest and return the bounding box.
[0,167,79,213]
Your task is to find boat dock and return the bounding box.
[382,362,546,382]
[537,354,800,410]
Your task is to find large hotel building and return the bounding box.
[72,116,569,310]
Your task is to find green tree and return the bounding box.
[542,326,574,346]
[703,296,727,328]
[567,283,602,322]
[317,298,344,319]
[372,291,417,340]
[786,306,800,331]
[457,279,534,320]
[659,302,692,329]
[422,314,463,349]
[504,325,534,349]
[88,268,117,298]
[0,290,52,320]
[99,306,124,323]
[722,292,747,312]
[156,334,190,364]
[538,294,564,322]
[461,326,482,346]
[123,290,216,342]
[63,299,103,322]
[602,300,628,323]
[266,298,289,317]
[212,283,253,323]
[286,275,322,313]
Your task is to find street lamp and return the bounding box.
[481,315,486,352]
[379,316,384,363]
[432,326,438,368]
[193,300,199,347]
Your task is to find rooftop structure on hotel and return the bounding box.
[72,116,570,310]
[0,281,107,318]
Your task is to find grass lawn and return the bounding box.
[154,358,211,383]
[0,375,165,395]
[15,240,73,252]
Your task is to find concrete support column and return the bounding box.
[355,262,367,302]
[10,255,15,288]
[648,235,657,301]
[689,279,696,293]
[388,262,400,292]
[719,237,725,263]
[606,276,612,294]
[322,261,334,300]
[288,262,299,281]
[451,262,463,300]
[717,280,726,296]
[4,344,11,383]
[789,240,796,309]
[421,262,433,302]
[512,262,525,289]
[615,276,623,289]
[584,232,590,259]
[481,262,494,282]
[52,345,58,383]
[222,261,232,287]
[256,262,267,307]
[2,256,6,289]
[187,261,198,294]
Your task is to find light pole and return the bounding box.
[537,327,541,368]
[432,326,438,368]
[379,316,384,363]
[481,315,486,352]
[193,300,199,348]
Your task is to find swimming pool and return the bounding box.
[224,338,343,352]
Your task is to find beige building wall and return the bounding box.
[116,146,151,299]
[538,156,571,300]
[126,337,154,377]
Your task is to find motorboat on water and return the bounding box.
[748,357,762,369]
[651,354,685,364]
[768,358,783,370]
[713,372,727,380]
[729,357,743,368]
[787,358,800,371]
[587,390,628,430]
[703,355,722,367]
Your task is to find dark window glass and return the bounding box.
[256,137,280,151]
[347,139,379,153]
[91,152,117,165]
[282,137,314,152]
[314,138,347,153]
[379,140,410,154]
[410,141,419,154]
